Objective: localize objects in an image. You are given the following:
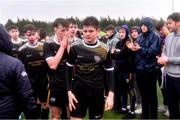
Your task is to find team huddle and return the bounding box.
[0,12,180,119]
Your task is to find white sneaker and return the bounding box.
[127,104,138,110]
[164,110,169,117]
[135,108,142,114]
[158,105,168,112]
[127,105,130,110]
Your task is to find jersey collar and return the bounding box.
[82,39,100,48]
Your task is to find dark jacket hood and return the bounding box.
[119,25,129,40]
[0,24,13,55]
[140,17,154,36]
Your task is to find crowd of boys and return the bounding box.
[0,12,180,119]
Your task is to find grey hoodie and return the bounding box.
[163,32,180,77]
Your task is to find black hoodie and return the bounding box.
[114,25,132,73]
[0,24,12,54]
[0,24,37,119]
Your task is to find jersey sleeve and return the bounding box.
[104,51,114,92]
[66,46,76,67]
[66,47,76,91]
[43,42,54,61]
[18,48,26,65]
[104,51,114,71]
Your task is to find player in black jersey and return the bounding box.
[66,16,114,119]
[18,24,49,119]
[43,18,70,119]
[7,25,25,58]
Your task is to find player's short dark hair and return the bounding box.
[167,12,180,22]
[82,16,99,29]
[24,24,37,33]
[155,21,165,31]
[38,28,47,40]
[104,24,115,31]
[53,18,69,28]
[7,24,18,31]
[130,26,141,34]
[66,18,77,25]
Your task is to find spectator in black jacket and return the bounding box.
[127,17,161,119]
[0,23,37,119]
[112,25,136,118]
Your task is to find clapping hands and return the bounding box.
[60,31,69,49]
[157,55,168,65]
[126,41,141,51]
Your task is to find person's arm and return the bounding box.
[13,60,37,119]
[66,64,73,91]
[66,46,78,111]
[45,36,68,70]
[168,57,180,64]
[163,35,180,64]
[104,69,114,111]
[104,51,114,111]
[157,34,180,65]
[137,34,161,57]
[111,41,120,59]
[158,53,180,65]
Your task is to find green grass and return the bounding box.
[101,85,169,119]
[21,85,169,119]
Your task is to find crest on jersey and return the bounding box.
[39,52,43,56]
[94,55,101,62]
[50,97,56,103]
[21,71,28,77]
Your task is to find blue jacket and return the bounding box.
[135,17,161,72]
[0,24,37,119]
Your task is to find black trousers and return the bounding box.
[136,70,158,119]
[166,75,180,119]
[113,70,121,111]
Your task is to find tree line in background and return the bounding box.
[5,16,165,36]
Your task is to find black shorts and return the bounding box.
[71,82,105,119]
[49,89,68,108]
[29,78,39,101]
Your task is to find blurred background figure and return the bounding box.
[155,21,170,116]
[130,26,142,115]
[104,24,119,51]
[36,28,49,43]
[7,24,25,58]
[67,18,81,44]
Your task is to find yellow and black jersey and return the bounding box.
[11,38,25,58]
[18,42,48,102]
[67,39,114,90]
[43,37,68,90]
[18,42,47,82]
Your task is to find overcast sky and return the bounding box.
[0,0,180,25]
